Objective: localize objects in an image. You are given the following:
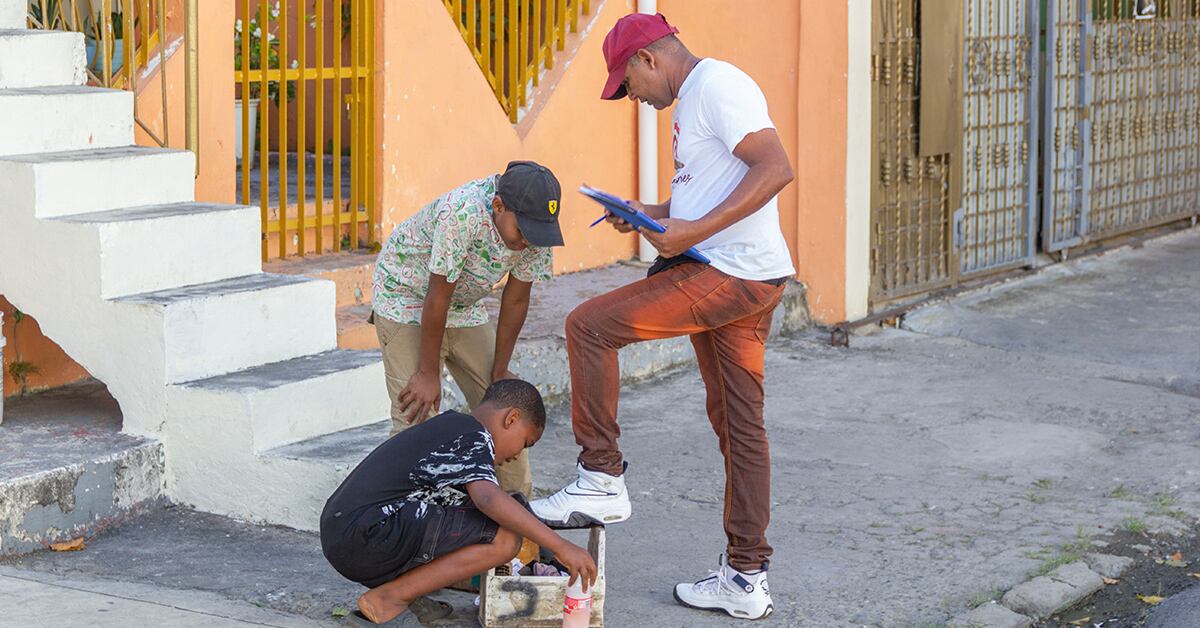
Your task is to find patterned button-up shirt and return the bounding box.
[372,175,554,327]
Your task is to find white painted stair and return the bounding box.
[0,3,387,531]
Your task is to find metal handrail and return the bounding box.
[27,0,198,173]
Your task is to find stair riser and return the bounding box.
[0,31,86,88]
[0,150,195,218]
[246,360,387,451]
[155,281,338,384]
[0,3,24,29]
[0,88,132,155]
[93,208,262,299]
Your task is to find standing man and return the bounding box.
[372,161,564,498]
[530,13,794,620]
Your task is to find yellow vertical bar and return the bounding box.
[452,0,461,27]
[101,0,113,85]
[122,0,134,88]
[532,0,542,83]
[315,0,325,253]
[367,0,376,247]
[518,0,526,107]
[495,0,506,114]
[141,0,151,67]
[481,0,491,82]
[185,0,198,172]
[297,0,307,256]
[333,0,344,252]
[556,0,566,50]
[259,0,270,262]
[278,0,288,259]
[467,0,476,50]
[349,0,360,250]
[582,0,589,15]
[157,0,167,143]
[569,0,578,33]
[507,0,518,122]
[240,0,251,205]
[544,0,554,69]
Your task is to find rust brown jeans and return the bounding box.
[566,262,785,571]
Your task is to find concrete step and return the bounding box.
[166,364,388,531]
[117,274,337,384]
[178,349,386,452]
[52,202,261,299]
[0,4,27,30]
[265,251,374,308]
[0,146,194,219]
[0,30,85,88]
[0,382,164,556]
[0,86,132,155]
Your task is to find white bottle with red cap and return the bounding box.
[562,576,592,628]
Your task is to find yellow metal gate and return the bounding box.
[235,0,376,261]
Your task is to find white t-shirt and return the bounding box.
[670,58,795,281]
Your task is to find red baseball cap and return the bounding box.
[600,12,679,100]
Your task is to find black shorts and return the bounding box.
[321,500,500,589]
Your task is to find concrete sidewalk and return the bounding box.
[0,566,314,627]
[1,229,1197,626]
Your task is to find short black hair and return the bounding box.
[480,379,546,430]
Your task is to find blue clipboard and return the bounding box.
[579,184,711,264]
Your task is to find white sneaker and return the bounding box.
[530,462,631,527]
[673,554,774,620]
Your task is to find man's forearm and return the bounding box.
[694,162,792,241]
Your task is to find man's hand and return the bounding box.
[491,368,518,383]
[397,369,441,424]
[604,208,636,233]
[642,217,707,259]
[555,542,598,592]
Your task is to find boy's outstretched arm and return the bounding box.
[492,277,531,382]
[466,480,598,591]
[398,272,454,423]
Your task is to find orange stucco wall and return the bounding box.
[374,0,639,273]
[655,0,848,323]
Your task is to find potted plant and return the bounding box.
[84,8,131,76]
[234,8,280,168]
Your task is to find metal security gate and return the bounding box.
[960,0,1040,275]
[870,0,956,303]
[1044,0,1200,253]
[870,0,1039,305]
[235,0,377,261]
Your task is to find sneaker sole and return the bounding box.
[539,509,631,529]
[672,588,774,621]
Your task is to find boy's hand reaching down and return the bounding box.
[555,543,597,592]
[398,369,441,424]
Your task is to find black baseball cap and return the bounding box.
[497,161,564,247]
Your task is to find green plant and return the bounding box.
[1125,516,1147,534]
[234,2,318,107]
[1108,484,1131,499]
[6,309,40,395]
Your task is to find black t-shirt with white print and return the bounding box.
[320,411,498,537]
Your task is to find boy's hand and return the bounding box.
[555,543,598,593]
[398,369,441,424]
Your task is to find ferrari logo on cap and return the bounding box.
[548,200,558,215]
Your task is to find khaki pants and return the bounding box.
[375,315,533,497]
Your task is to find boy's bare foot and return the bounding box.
[357,590,409,624]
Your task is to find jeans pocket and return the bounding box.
[689,277,775,330]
